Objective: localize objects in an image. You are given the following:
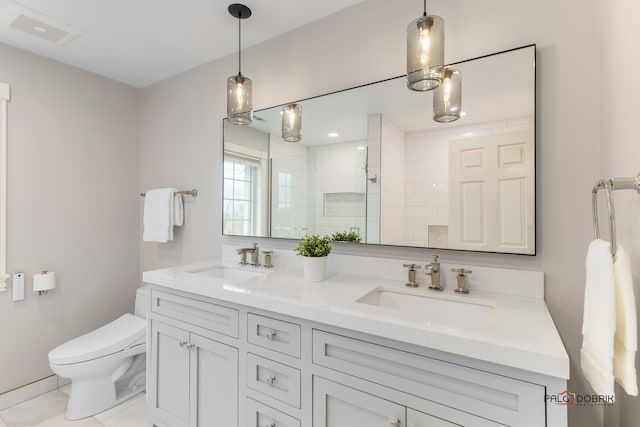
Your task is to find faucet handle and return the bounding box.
[452,268,472,294]
[263,251,274,268]
[430,255,439,263]
[403,263,420,288]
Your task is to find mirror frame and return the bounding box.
[222,45,537,255]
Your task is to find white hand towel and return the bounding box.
[581,238,616,397]
[613,245,638,396]
[143,188,178,242]
[174,193,184,227]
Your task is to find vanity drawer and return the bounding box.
[312,329,545,426]
[247,353,301,408]
[150,290,239,338]
[248,313,301,358]
[246,398,300,427]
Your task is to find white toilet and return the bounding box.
[48,286,148,420]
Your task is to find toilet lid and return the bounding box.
[48,313,146,365]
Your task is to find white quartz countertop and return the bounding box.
[143,260,569,379]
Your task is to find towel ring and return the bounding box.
[592,180,617,256]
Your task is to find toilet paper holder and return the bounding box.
[34,270,56,295]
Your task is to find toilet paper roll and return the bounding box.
[33,271,56,292]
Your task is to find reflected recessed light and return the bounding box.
[328,132,339,138]
[463,132,474,137]
[460,111,467,117]
[357,146,366,151]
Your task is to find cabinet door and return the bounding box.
[314,376,405,427]
[190,333,239,427]
[149,320,191,427]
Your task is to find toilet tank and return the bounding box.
[134,285,149,318]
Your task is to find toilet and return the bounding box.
[48,286,148,420]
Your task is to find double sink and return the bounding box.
[187,264,495,324]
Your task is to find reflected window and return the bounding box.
[223,157,258,235]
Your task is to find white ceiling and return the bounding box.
[0,0,364,87]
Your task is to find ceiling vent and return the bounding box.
[0,2,84,46]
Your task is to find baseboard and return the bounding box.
[0,375,65,411]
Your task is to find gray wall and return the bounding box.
[0,43,140,393]
[139,0,610,425]
[600,0,640,425]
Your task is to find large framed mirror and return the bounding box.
[223,45,536,254]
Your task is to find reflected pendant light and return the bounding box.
[227,3,253,125]
[433,68,462,123]
[282,104,302,142]
[407,0,445,91]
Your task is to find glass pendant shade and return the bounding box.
[433,68,462,123]
[226,3,252,125]
[282,104,302,142]
[227,73,252,125]
[407,14,445,91]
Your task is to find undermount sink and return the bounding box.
[188,265,263,281]
[356,288,495,323]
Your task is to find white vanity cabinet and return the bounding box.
[147,290,239,427]
[145,281,567,427]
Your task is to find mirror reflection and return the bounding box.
[223,45,536,254]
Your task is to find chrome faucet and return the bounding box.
[236,243,260,266]
[425,255,442,291]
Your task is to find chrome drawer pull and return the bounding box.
[179,340,188,348]
[266,330,277,340]
[390,419,401,427]
[266,376,276,385]
[266,423,276,427]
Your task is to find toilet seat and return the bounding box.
[49,314,146,365]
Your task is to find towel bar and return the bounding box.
[592,173,640,256]
[140,189,198,197]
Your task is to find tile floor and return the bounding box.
[0,386,146,427]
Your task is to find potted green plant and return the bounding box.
[331,231,362,243]
[295,234,332,282]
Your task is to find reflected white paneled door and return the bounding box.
[448,130,534,254]
[313,376,405,427]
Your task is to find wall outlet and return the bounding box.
[12,272,25,301]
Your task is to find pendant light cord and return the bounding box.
[238,13,242,75]
[423,0,427,16]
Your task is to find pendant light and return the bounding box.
[407,0,444,91]
[282,104,302,142]
[227,3,253,125]
[433,68,462,123]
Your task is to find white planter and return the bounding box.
[302,256,328,282]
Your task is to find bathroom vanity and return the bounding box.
[143,255,568,427]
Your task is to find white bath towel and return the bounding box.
[581,239,616,397]
[143,188,182,242]
[613,245,638,396]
